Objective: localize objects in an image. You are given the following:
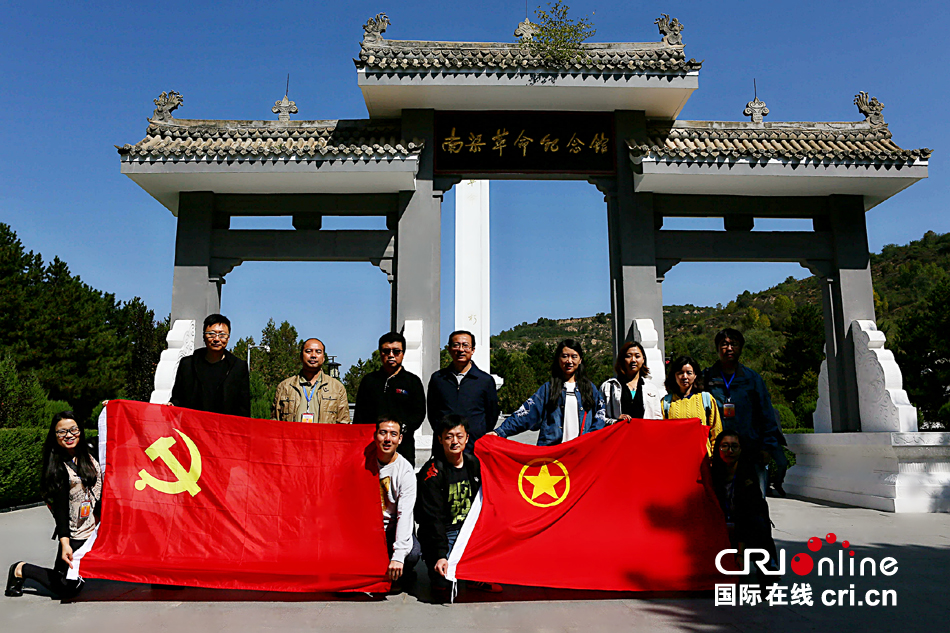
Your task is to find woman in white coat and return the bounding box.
[600,341,662,422]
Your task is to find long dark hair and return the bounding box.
[41,411,98,499]
[547,339,595,413]
[664,355,704,396]
[614,341,651,380]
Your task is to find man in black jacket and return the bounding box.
[426,331,499,455]
[169,314,250,417]
[416,414,499,596]
[353,332,426,464]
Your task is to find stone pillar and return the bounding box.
[398,110,442,387]
[455,180,492,372]
[606,111,664,382]
[171,191,221,349]
[822,195,876,432]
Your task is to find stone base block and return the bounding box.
[784,432,950,513]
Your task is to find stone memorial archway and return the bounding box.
[119,14,945,511]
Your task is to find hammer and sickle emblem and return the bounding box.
[134,429,202,496]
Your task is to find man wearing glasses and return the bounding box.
[426,331,499,455]
[704,328,783,498]
[169,314,251,417]
[354,332,426,465]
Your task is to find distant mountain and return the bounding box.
[494,230,950,356]
[489,230,950,427]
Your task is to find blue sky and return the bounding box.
[2,1,946,370]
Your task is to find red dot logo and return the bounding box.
[826,533,837,544]
[842,540,850,548]
[807,537,822,552]
[791,553,814,576]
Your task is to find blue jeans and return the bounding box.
[388,534,422,572]
[427,529,460,590]
[755,462,768,498]
[446,528,459,555]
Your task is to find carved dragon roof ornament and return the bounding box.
[151,91,182,122]
[854,92,886,128]
[655,14,684,46]
[362,13,390,45]
[272,95,298,122]
[514,18,538,42]
[744,97,769,123]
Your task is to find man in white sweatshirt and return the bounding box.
[375,416,421,589]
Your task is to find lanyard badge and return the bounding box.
[79,488,94,519]
[302,383,318,423]
[721,371,737,418]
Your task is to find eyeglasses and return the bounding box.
[381,349,403,357]
[449,343,472,350]
[55,427,81,438]
[719,443,741,452]
[204,331,230,340]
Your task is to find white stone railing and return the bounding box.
[813,320,918,432]
[813,357,832,433]
[401,320,429,449]
[784,431,950,512]
[852,319,918,432]
[149,319,196,404]
[631,318,667,397]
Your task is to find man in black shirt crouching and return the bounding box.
[416,414,501,599]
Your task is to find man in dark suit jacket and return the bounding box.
[169,314,250,417]
[426,330,499,455]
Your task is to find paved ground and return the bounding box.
[2,496,948,633]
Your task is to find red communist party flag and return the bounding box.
[447,418,732,592]
[71,400,390,592]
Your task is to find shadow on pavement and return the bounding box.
[66,580,388,603]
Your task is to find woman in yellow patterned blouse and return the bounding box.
[662,356,723,457]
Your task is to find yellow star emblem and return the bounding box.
[525,464,565,501]
[518,458,570,507]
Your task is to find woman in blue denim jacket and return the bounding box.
[489,339,607,446]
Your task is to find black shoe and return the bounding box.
[431,586,452,604]
[5,562,25,597]
[60,577,85,601]
[773,484,787,498]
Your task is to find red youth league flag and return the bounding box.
[73,400,390,593]
[448,418,732,592]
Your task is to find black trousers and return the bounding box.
[21,538,85,598]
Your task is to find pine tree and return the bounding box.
[895,277,950,427]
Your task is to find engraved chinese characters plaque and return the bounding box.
[434,111,616,175]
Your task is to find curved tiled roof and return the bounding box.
[629,121,932,164]
[117,119,423,160]
[356,40,702,74]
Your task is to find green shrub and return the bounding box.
[36,400,74,427]
[0,428,46,507]
[774,403,798,430]
[0,428,97,508]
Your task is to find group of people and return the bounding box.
[6,314,784,600]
